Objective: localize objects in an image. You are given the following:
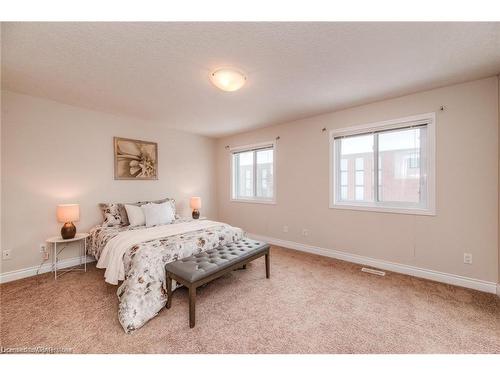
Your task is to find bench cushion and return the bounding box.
[165,239,269,283]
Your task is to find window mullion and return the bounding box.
[373,133,379,203]
[336,139,341,202]
[234,154,239,199]
[253,151,257,198]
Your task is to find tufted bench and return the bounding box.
[165,239,270,328]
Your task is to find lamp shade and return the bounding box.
[190,197,201,210]
[56,204,80,223]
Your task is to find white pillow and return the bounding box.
[124,204,146,227]
[141,202,175,227]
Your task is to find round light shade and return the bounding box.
[57,204,80,223]
[190,197,202,210]
[210,69,246,92]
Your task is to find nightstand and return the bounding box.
[46,233,90,280]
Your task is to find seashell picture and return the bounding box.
[114,137,158,180]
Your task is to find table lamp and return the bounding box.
[190,197,201,219]
[57,204,80,239]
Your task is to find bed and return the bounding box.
[87,216,245,333]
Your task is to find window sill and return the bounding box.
[330,203,435,216]
[230,199,276,205]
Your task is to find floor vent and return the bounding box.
[361,267,386,276]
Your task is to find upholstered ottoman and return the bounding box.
[165,239,270,328]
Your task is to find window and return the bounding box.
[231,142,275,203]
[330,113,435,215]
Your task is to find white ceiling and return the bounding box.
[2,22,500,137]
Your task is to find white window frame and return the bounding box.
[329,113,436,215]
[230,141,277,204]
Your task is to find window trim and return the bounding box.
[329,113,436,216]
[230,141,277,204]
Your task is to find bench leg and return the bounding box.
[166,273,172,309]
[265,252,270,279]
[189,285,196,328]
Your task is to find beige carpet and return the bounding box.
[1,246,499,354]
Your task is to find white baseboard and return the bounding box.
[2,239,497,296]
[248,233,498,294]
[0,256,95,284]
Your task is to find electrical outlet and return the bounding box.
[2,249,12,260]
[283,225,289,233]
[39,244,49,260]
[464,253,473,264]
[302,229,309,236]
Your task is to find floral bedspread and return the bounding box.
[88,219,245,333]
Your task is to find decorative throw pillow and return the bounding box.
[124,204,146,227]
[99,203,123,227]
[141,202,175,227]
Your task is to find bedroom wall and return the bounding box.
[1,90,218,275]
[216,76,499,285]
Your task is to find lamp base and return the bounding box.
[61,222,76,239]
[192,209,200,219]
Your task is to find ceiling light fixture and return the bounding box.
[210,68,246,92]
